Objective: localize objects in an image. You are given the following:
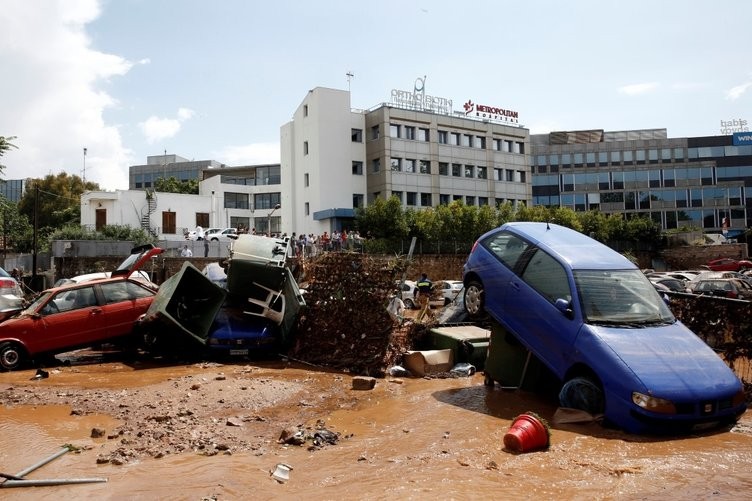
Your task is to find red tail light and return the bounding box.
[0,278,16,289]
[726,290,738,299]
[470,241,478,253]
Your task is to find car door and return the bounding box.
[478,231,533,315]
[34,285,106,352]
[500,247,579,376]
[98,280,156,338]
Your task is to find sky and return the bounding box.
[0,0,750,191]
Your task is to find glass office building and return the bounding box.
[531,129,752,236]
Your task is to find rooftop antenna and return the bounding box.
[346,71,355,92]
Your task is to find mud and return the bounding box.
[1,354,751,500]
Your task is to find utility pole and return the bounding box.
[82,147,87,184]
[32,183,38,287]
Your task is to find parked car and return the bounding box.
[438,280,464,305]
[693,278,752,300]
[0,245,164,371]
[462,222,746,434]
[396,280,445,309]
[705,258,752,272]
[685,271,740,292]
[54,270,153,288]
[208,228,237,242]
[0,266,25,312]
[648,276,686,292]
[397,280,418,309]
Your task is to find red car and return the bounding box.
[705,258,752,272]
[0,245,163,371]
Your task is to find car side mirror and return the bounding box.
[554,298,574,319]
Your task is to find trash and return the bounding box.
[312,429,339,446]
[30,368,49,380]
[271,463,293,483]
[449,363,476,377]
[0,446,107,488]
[552,407,603,425]
[503,412,551,453]
[388,365,411,377]
[278,427,306,445]
[402,349,454,377]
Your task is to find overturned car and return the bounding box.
[138,234,306,357]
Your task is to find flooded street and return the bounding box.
[1,359,751,500]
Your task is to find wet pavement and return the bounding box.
[1,359,752,500]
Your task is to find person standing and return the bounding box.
[416,273,432,307]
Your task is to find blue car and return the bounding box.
[463,222,746,434]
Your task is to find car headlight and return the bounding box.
[632,391,677,414]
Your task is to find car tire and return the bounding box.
[404,298,415,309]
[464,280,485,319]
[559,376,605,415]
[483,374,495,387]
[0,342,25,371]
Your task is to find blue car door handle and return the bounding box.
[509,281,520,291]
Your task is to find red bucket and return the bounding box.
[503,413,550,453]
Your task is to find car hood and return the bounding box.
[585,322,742,399]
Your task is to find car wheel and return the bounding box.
[211,237,219,242]
[404,298,415,309]
[0,342,25,371]
[464,280,485,319]
[558,376,605,415]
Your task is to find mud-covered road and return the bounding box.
[1,354,751,500]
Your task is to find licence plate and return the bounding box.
[692,421,719,432]
[229,349,249,356]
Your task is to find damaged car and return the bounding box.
[138,234,306,357]
[0,244,164,370]
[463,222,747,434]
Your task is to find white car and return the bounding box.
[208,228,238,242]
[54,271,154,288]
[438,280,464,305]
[0,267,24,312]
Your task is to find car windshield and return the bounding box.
[23,291,53,315]
[575,269,675,325]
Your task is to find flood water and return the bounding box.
[1,360,752,500]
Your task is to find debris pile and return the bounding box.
[289,253,424,375]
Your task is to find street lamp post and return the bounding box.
[267,204,281,237]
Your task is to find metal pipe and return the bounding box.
[1,478,108,488]
[14,447,70,478]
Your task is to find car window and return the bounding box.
[100,281,153,304]
[483,232,531,270]
[521,249,571,305]
[47,286,97,314]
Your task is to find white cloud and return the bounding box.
[139,108,195,144]
[0,0,135,190]
[726,81,752,100]
[617,82,659,96]
[216,143,281,165]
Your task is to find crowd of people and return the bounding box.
[271,230,366,258]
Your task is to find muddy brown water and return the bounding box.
[1,359,752,500]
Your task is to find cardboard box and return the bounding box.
[403,349,454,376]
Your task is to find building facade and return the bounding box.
[530,129,752,237]
[129,154,223,190]
[281,87,531,235]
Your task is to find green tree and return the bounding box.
[154,176,199,194]
[354,196,409,239]
[0,195,33,252]
[17,173,100,233]
[0,136,17,174]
